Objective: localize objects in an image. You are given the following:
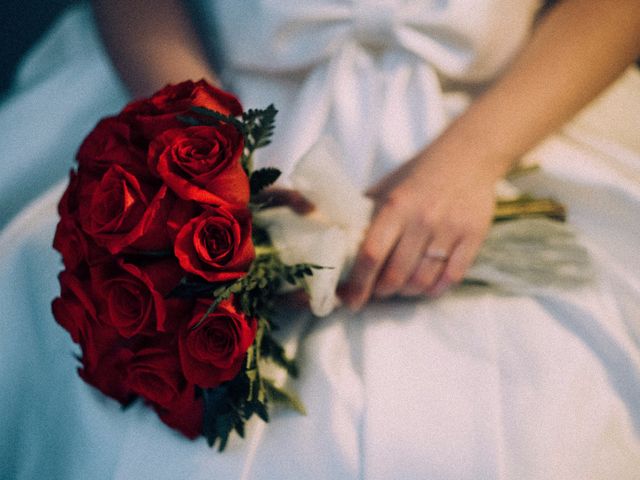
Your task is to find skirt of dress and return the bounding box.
[1,3,640,480]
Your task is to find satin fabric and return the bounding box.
[196,0,541,189]
[2,2,640,479]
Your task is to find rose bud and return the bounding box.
[179,299,257,388]
[174,205,254,282]
[148,125,248,206]
[79,165,173,254]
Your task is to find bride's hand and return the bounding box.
[342,150,497,310]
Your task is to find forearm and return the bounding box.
[422,0,640,180]
[92,0,219,98]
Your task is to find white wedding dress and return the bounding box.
[2,1,640,479]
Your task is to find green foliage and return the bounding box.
[192,253,317,329]
[188,106,245,131]
[263,379,306,415]
[249,167,281,195]
[261,333,299,378]
[187,104,277,174]
[201,309,308,450]
[241,105,278,156]
[193,251,318,450]
[177,103,313,451]
[201,376,251,451]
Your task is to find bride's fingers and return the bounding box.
[252,188,315,214]
[343,208,403,310]
[400,237,457,296]
[374,225,429,298]
[426,234,484,297]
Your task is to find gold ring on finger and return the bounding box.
[424,249,450,262]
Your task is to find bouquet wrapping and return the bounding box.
[52,80,310,450]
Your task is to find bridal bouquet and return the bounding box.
[52,79,591,452]
[52,80,310,450]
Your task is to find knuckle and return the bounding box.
[470,218,491,236]
[465,224,485,239]
[443,217,464,235]
[383,193,410,214]
[417,211,438,230]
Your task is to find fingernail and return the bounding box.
[346,294,365,312]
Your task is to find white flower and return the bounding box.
[256,137,373,316]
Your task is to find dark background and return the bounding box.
[0,0,77,93]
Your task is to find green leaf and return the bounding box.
[240,104,278,172]
[243,105,277,148]
[255,401,270,422]
[176,114,203,126]
[190,106,245,132]
[168,277,216,298]
[234,418,246,438]
[215,414,234,451]
[202,386,234,450]
[261,333,299,377]
[249,167,281,195]
[263,379,306,415]
[191,280,240,330]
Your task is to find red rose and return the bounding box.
[148,125,248,205]
[58,170,81,218]
[126,345,193,408]
[79,165,172,254]
[52,271,100,345]
[54,216,90,272]
[79,346,135,405]
[179,300,256,388]
[54,216,110,271]
[174,206,254,282]
[52,273,132,404]
[122,80,243,142]
[55,171,111,270]
[165,197,199,242]
[76,117,148,178]
[155,389,204,440]
[91,259,187,337]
